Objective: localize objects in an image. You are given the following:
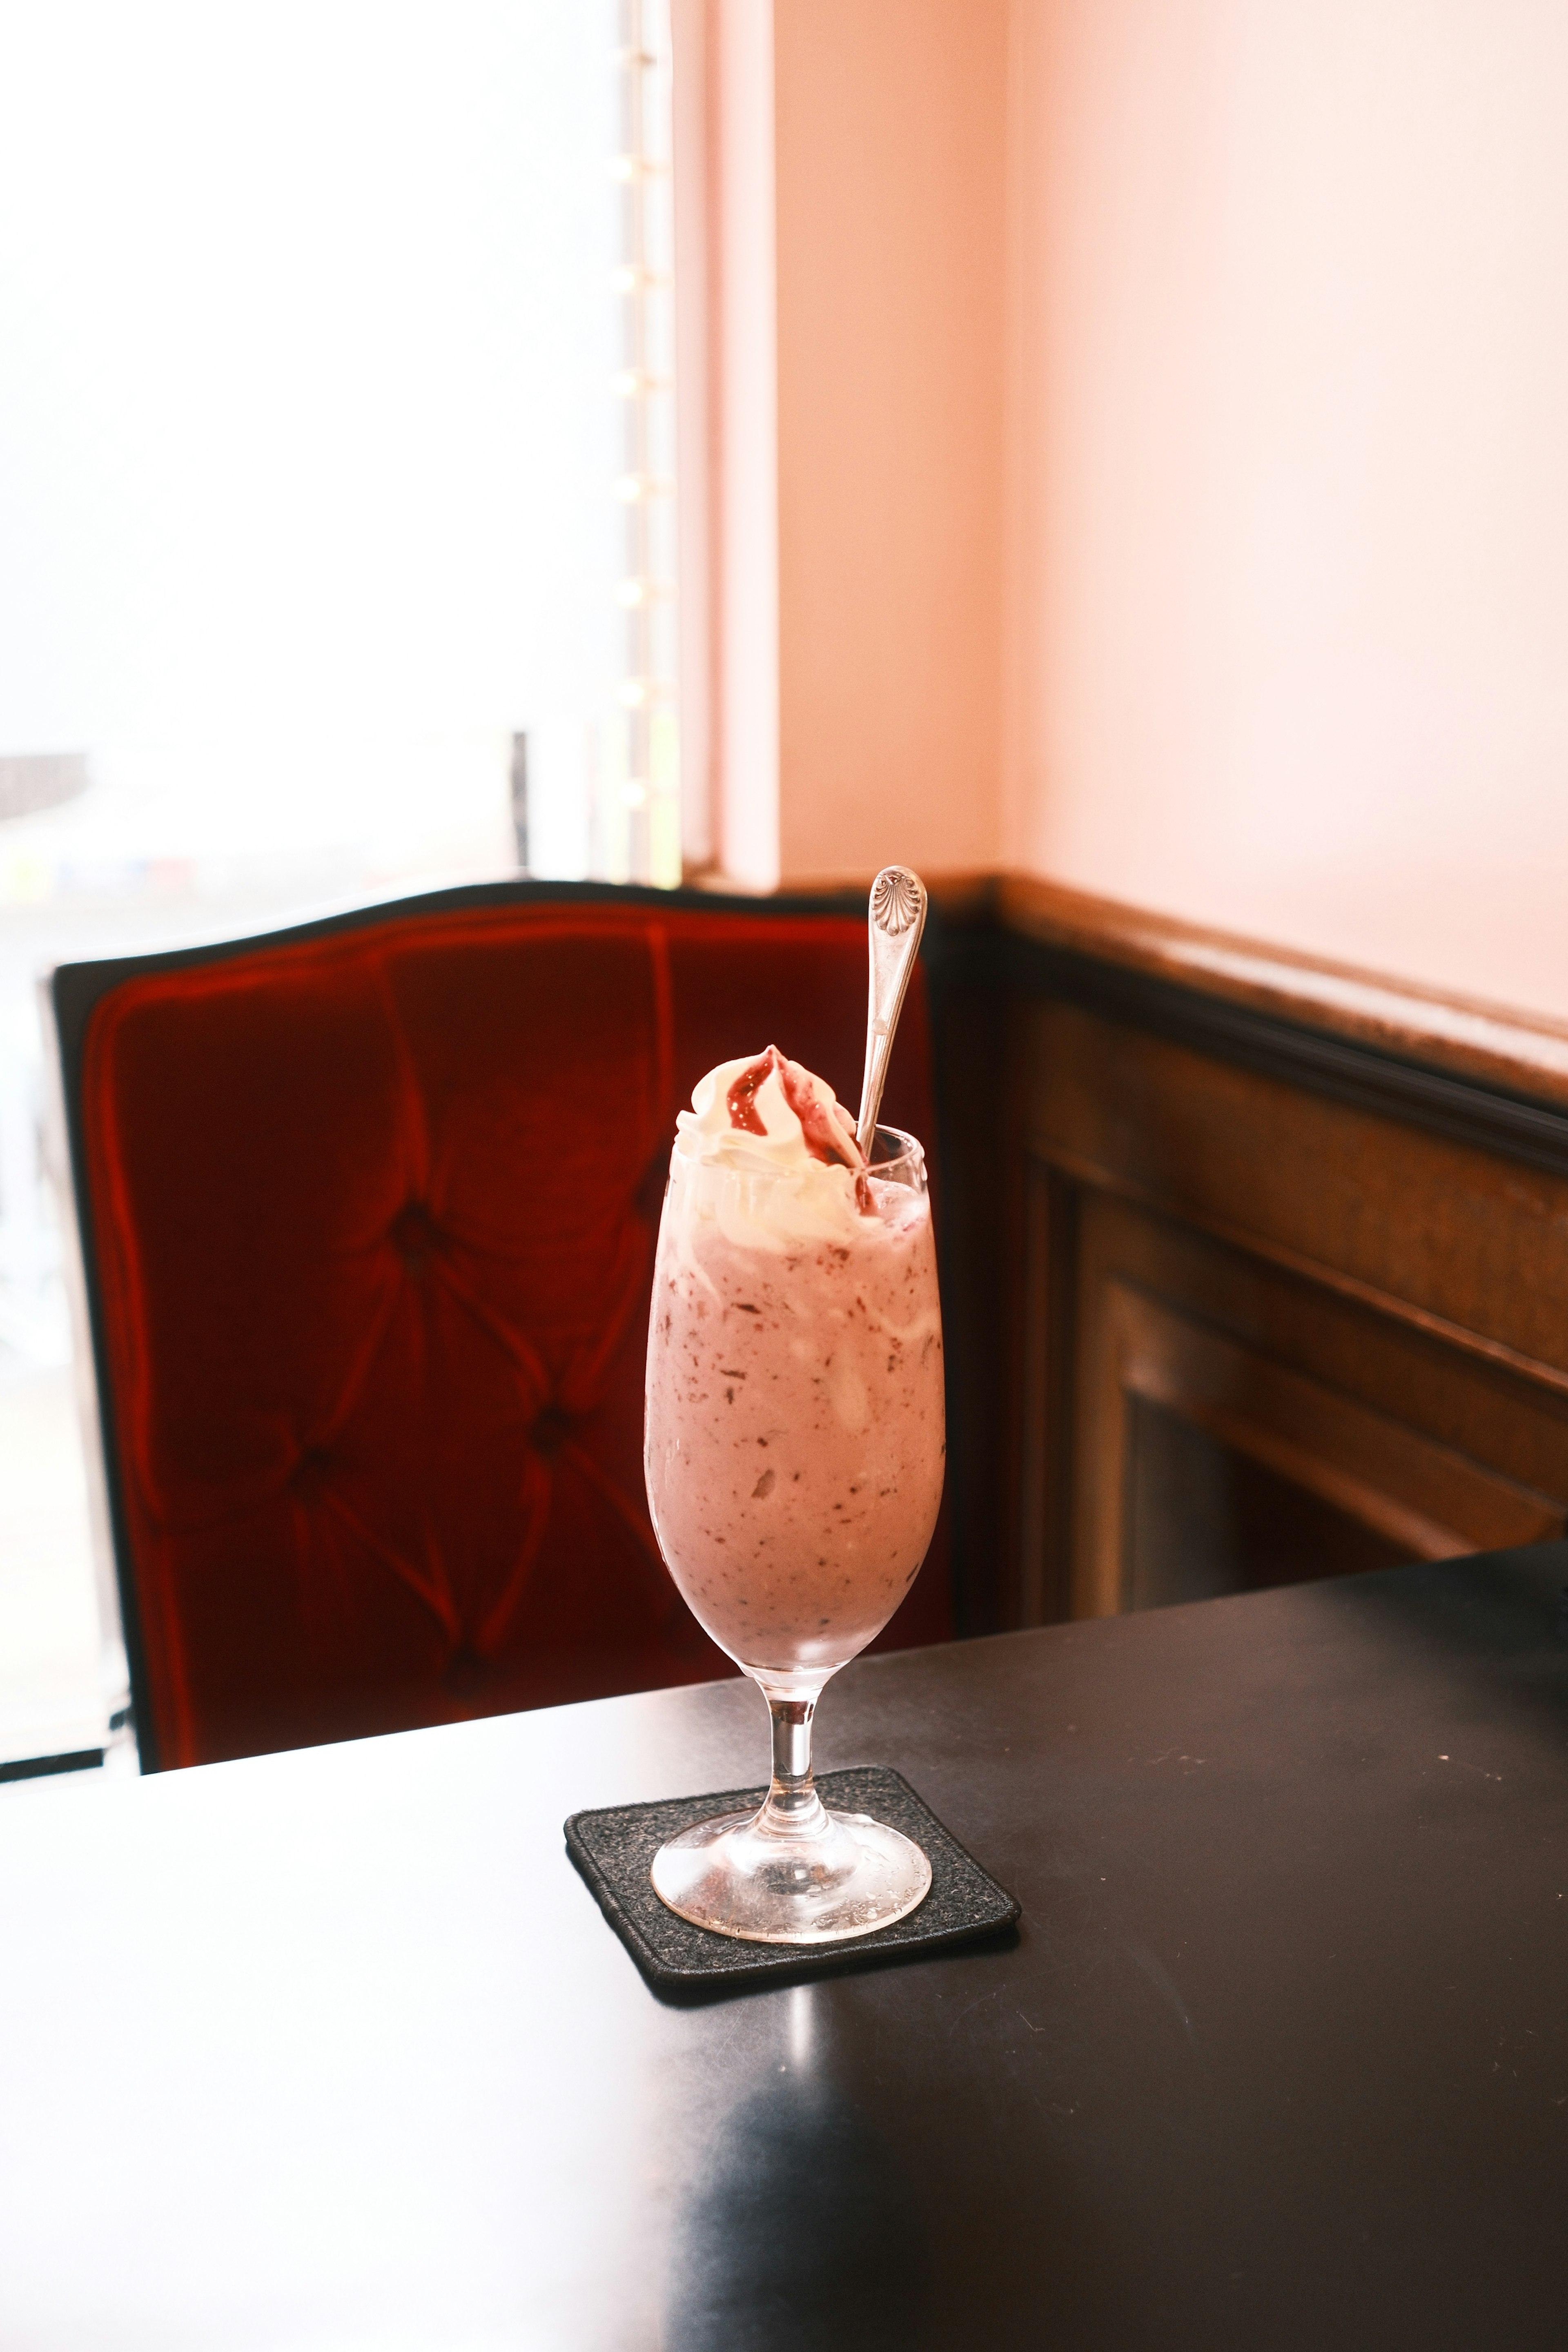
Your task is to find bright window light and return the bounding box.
[0,0,681,1762]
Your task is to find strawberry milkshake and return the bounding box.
[644,1045,944,1679]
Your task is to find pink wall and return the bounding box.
[763,0,1009,886]
[1004,0,1568,1018]
[696,0,1568,1018]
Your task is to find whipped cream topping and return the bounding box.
[676,1045,863,1176]
[671,1046,875,1251]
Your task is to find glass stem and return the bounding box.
[757,1682,831,1842]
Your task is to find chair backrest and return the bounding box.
[51,883,951,1767]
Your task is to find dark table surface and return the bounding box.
[2,1544,1566,2351]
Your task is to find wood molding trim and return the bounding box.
[1033,1138,1568,1406]
[997,872,1568,1117]
[1078,1276,1562,1617]
[1001,923,1568,1188]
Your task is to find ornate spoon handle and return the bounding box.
[855,866,928,1158]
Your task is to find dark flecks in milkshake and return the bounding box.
[648,1179,940,1665]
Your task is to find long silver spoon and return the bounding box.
[855,865,928,1159]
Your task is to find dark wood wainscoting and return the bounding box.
[927,878,1568,1631]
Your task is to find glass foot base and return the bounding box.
[650,1804,932,1946]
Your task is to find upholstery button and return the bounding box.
[293,1447,332,1499]
[531,1406,572,1456]
[634,1148,669,1225]
[444,1648,492,1700]
[390,1201,441,1274]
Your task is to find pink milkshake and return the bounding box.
[645,874,940,1947]
[645,1046,944,1677]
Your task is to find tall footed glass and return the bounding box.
[644,1125,944,1943]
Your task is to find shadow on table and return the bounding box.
[666,2055,926,2350]
[660,1973,1113,2352]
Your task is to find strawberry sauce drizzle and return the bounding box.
[726,1045,872,1210]
[724,1050,775,1137]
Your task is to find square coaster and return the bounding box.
[565,1763,1020,1999]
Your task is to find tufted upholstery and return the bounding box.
[69,893,951,1767]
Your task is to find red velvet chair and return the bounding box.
[50,883,952,1768]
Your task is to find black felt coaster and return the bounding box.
[565,1764,1020,1999]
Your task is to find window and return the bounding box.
[0,0,679,1760]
